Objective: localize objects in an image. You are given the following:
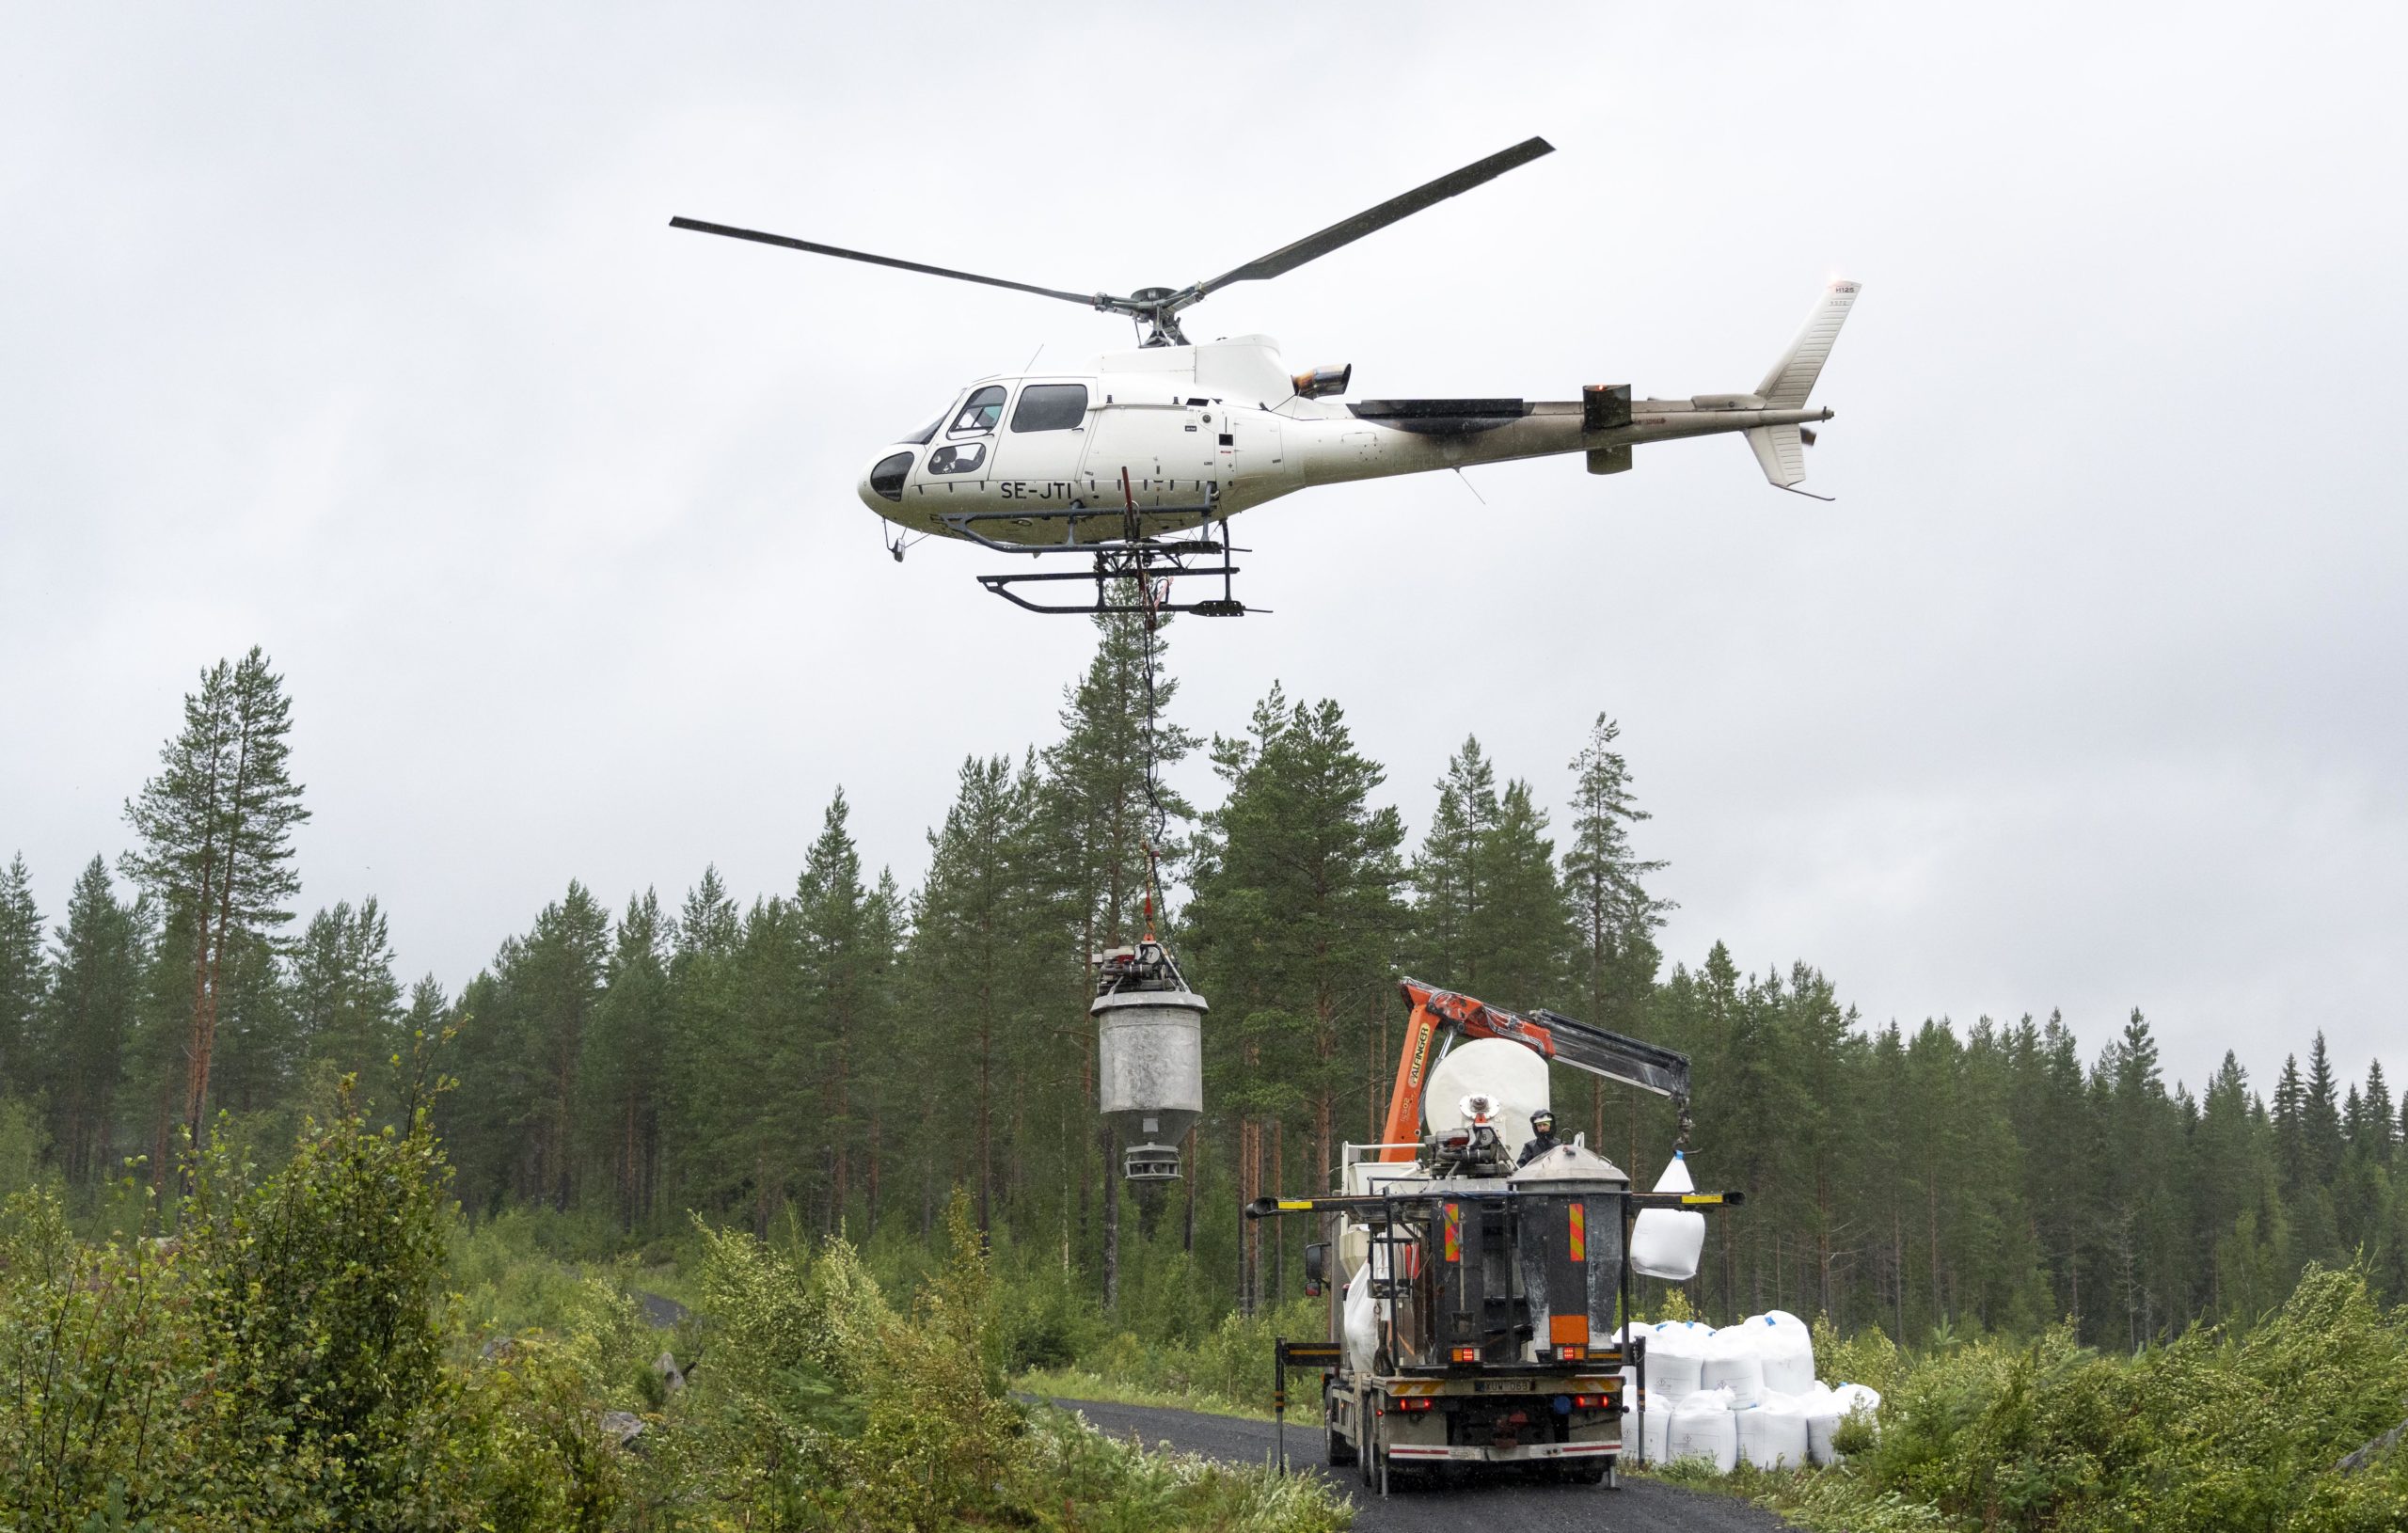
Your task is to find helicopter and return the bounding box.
[672,136,1858,616]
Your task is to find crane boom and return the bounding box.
[1377,977,1690,1162]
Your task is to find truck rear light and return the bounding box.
[1574,1394,1602,1408]
[1394,1397,1434,1412]
[1558,1345,1586,1360]
[1450,1346,1479,1363]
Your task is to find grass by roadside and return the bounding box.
[1019,1367,1292,1422]
[1636,1459,1944,1532]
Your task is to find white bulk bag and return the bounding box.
[1826,1383,1884,1452]
[1666,1388,1738,1473]
[1701,1324,1766,1408]
[1644,1320,1708,1401]
[1640,1392,1670,1462]
[1341,1263,1379,1377]
[1630,1151,1708,1280]
[1735,1390,1811,1470]
[1753,1315,1817,1394]
[1798,1382,1844,1464]
[1764,1308,1807,1332]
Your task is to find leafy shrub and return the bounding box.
[3,1123,1342,1532]
[1814,1308,1908,1399]
[0,1182,204,1527]
[182,1105,460,1531]
[1768,1263,2408,1533]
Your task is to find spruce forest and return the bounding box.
[4,620,2401,1351]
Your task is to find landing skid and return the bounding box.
[937,472,1259,616]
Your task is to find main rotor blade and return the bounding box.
[1194,136,1554,294]
[668,217,1099,308]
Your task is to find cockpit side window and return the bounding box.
[901,416,942,446]
[928,442,986,475]
[1010,383,1089,432]
[950,386,1006,435]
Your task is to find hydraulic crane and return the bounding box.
[1376,976,1694,1162]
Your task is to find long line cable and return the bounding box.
[1117,466,1174,952]
[1137,568,1170,947]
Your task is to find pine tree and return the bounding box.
[1407,738,1498,988]
[1560,715,1673,1147]
[0,853,42,1093]
[2007,1010,2094,1330]
[583,890,672,1231]
[859,866,906,1230]
[2363,1060,2396,1165]
[200,926,291,1116]
[35,857,145,1183]
[1781,964,1865,1321]
[288,898,403,1107]
[1474,780,1567,1007]
[1406,737,1569,1005]
[394,974,451,1123]
[795,790,896,1231]
[1190,687,1405,1288]
[683,884,808,1237]
[120,647,310,1160]
[2193,1051,2261,1315]
[479,882,613,1210]
[2302,1032,2344,1190]
[913,756,1048,1233]
[2273,1053,2306,1195]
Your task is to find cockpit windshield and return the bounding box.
[950,385,1007,435]
[901,417,942,445]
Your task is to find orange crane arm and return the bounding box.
[1376,977,1692,1162]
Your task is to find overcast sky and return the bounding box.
[6,4,2402,1100]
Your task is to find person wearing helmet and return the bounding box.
[1518,1109,1560,1166]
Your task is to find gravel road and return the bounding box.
[1039,1397,1795,1533]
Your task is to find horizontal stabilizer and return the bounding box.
[1747,424,1806,487]
[1756,279,1861,408]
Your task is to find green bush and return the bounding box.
[0,1181,204,1527]
[1755,1264,2408,1533]
[182,1106,461,1530]
[1,1122,1343,1532]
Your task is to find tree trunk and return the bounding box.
[976,995,994,1231]
[1273,1119,1287,1306]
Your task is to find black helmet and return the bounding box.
[1531,1110,1555,1129]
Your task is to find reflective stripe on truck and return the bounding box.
[1386,1441,1620,1461]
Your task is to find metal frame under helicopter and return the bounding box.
[929,468,1254,616]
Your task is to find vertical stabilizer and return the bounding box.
[1755,279,1860,408]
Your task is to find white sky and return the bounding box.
[5,4,2402,1099]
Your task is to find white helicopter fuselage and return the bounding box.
[857,312,1844,545]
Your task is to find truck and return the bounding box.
[1247,977,1740,1494]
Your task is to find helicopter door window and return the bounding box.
[1009,383,1088,432]
[927,442,987,475]
[950,386,1006,435]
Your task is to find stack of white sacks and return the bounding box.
[1623,1307,1883,1473]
